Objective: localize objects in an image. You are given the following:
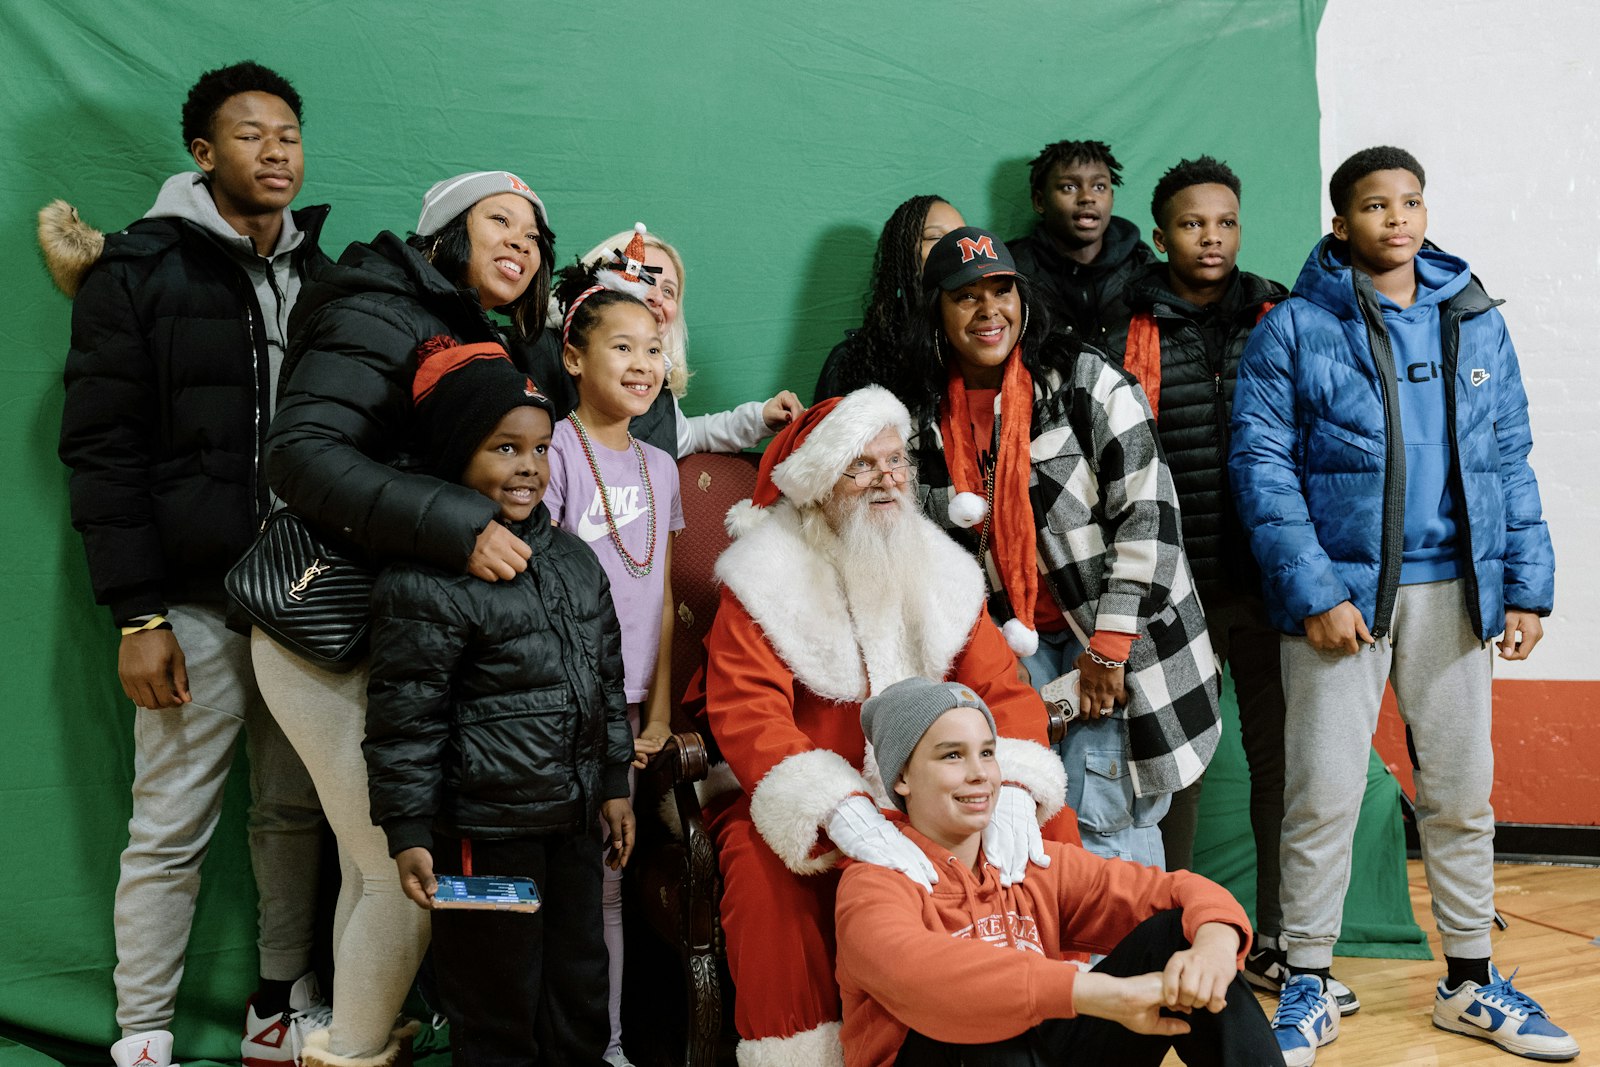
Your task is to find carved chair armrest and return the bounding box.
[646,730,710,790]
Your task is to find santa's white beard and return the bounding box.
[803,482,948,694]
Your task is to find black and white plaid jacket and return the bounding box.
[910,348,1220,797]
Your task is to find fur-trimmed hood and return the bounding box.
[37,200,104,298]
[38,178,328,300]
[714,501,985,702]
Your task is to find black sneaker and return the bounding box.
[1325,975,1360,1016]
[1249,947,1361,1016]
[1245,945,1289,992]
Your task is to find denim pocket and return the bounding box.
[1078,747,1136,835]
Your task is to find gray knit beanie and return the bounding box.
[861,677,998,810]
[416,170,548,237]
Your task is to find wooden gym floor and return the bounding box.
[1167,861,1600,1065]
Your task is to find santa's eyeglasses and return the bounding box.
[838,457,913,488]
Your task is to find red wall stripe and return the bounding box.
[1373,679,1600,827]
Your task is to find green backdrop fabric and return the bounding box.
[0,1,1426,1061]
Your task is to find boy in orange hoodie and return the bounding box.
[836,678,1279,1066]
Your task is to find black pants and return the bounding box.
[431,831,609,1067]
[895,911,1280,1066]
[1160,589,1287,943]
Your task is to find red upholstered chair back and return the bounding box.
[669,451,761,732]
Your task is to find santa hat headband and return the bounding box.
[561,223,665,358]
[725,385,912,535]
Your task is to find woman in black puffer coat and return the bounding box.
[252,171,557,1067]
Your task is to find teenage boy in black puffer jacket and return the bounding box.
[47,61,329,1067]
[1119,156,1342,1008]
[363,343,635,1067]
[1009,139,1158,359]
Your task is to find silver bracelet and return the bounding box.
[1084,647,1127,670]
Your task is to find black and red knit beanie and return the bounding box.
[412,336,553,479]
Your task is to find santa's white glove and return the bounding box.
[825,794,939,892]
[983,784,1050,886]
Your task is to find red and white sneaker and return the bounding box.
[110,1030,174,1067]
[242,973,333,1067]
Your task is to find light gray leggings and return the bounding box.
[253,630,430,1057]
[1279,579,1496,969]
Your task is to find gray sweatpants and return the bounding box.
[1279,579,1496,969]
[115,603,323,1035]
[253,630,431,1058]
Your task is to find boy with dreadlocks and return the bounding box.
[1008,139,1157,360]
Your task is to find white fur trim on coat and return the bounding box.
[995,736,1067,825]
[715,502,985,701]
[749,749,869,875]
[736,1020,844,1067]
[770,386,912,507]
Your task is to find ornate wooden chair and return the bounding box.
[633,450,759,1067]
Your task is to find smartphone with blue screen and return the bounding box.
[433,875,541,913]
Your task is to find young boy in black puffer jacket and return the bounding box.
[1120,156,1322,1005]
[363,340,635,1066]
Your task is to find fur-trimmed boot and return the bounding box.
[735,1021,844,1067]
[299,1020,420,1067]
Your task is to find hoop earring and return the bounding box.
[427,234,444,262]
[1018,302,1029,347]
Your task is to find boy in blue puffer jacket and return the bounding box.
[1229,147,1571,1066]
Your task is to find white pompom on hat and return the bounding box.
[947,491,987,529]
[1001,618,1040,658]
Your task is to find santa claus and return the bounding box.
[687,385,1073,1066]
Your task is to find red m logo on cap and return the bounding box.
[957,235,996,263]
[506,174,532,192]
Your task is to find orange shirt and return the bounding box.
[835,821,1251,1067]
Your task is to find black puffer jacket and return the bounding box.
[1125,265,1288,603]
[365,511,633,854]
[267,232,506,567]
[56,206,330,622]
[1009,216,1158,360]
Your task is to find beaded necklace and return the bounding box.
[566,412,658,578]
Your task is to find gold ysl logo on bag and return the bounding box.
[288,559,330,601]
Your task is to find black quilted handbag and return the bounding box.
[225,509,376,671]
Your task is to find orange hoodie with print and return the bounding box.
[834,819,1251,1067]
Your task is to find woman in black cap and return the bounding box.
[253,170,557,1066]
[875,225,1221,872]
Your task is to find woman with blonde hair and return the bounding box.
[524,224,802,457]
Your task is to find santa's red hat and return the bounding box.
[725,385,911,536]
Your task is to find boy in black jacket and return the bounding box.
[364,343,635,1066]
[1118,156,1332,1006]
[1008,139,1157,359]
[49,61,328,1067]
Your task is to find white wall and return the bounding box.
[1317,0,1600,680]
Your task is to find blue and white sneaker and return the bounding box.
[1272,974,1340,1066]
[1244,945,1361,1014]
[1432,965,1580,1061]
